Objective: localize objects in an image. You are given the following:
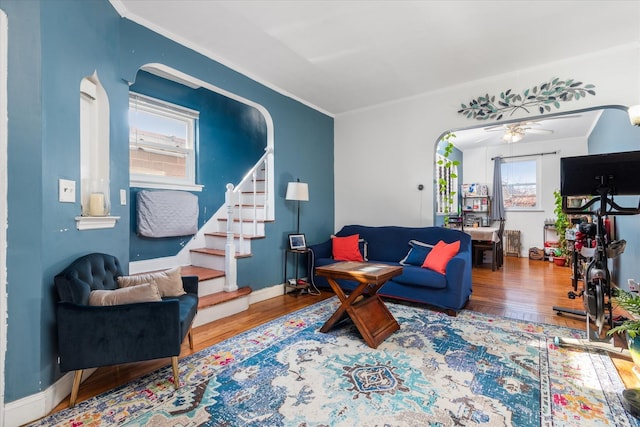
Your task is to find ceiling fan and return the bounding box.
[484,121,554,143]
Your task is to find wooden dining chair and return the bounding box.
[473,218,505,271]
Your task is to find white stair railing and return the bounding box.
[223,146,273,292]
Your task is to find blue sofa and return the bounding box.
[308,225,472,314]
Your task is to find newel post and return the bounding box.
[224,183,238,292]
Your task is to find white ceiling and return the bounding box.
[113,0,639,116]
[451,109,604,150]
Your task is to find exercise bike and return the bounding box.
[553,188,634,345]
[551,151,640,416]
[553,167,640,354]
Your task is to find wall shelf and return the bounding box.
[75,216,120,231]
[462,195,491,228]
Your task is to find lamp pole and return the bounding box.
[286,178,309,234]
[296,198,301,234]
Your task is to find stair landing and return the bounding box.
[190,248,253,258]
[181,265,225,280]
[198,286,252,311]
[179,265,252,313]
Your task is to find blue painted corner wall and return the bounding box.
[1,0,334,404]
[587,108,640,290]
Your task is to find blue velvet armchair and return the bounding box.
[54,253,199,406]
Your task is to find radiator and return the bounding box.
[504,230,521,257]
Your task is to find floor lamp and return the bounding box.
[285,179,309,234]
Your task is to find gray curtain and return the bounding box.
[491,156,505,220]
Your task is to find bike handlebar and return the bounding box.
[562,195,640,216]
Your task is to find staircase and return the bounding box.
[132,147,275,328]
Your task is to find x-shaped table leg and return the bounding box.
[320,278,398,348]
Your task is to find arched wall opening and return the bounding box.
[432,105,640,289]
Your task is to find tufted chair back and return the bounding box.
[55,253,124,305]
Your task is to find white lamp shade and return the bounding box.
[629,105,640,126]
[285,182,309,201]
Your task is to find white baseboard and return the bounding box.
[249,283,285,304]
[5,285,287,426]
[4,368,96,427]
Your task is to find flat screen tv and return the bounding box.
[561,150,640,197]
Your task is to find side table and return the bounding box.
[284,248,310,295]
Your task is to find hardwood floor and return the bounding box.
[49,256,640,415]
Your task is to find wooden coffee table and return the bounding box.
[316,261,403,348]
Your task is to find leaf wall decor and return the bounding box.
[458,78,596,121]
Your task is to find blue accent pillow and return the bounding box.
[399,240,434,266]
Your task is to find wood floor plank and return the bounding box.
[49,257,640,415]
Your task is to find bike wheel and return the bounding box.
[584,278,606,334]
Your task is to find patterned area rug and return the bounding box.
[32,298,640,426]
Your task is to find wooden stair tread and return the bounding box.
[198,287,252,310]
[217,218,272,223]
[190,248,252,258]
[206,232,265,239]
[180,265,225,281]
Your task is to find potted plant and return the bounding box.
[553,189,570,265]
[437,132,460,227]
[553,248,567,266]
[608,288,640,371]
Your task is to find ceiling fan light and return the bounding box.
[511,133,524,143]
[502,129,524,143]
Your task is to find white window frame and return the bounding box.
[129,92,202,191]
[436,153,459,215]
[501,157,541,211]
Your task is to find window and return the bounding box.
[501,158,540,209]
[129,93,200,190]
[436,153,459,215]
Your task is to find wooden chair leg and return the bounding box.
[491,243,497,271]
[188,327,194,350]
[171,356,180,390]
[69,369,83,407]
[473,246,481,266]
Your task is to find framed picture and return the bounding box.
[288,233,306,250]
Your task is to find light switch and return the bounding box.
[59,179,76,203]
[120,189,127,205]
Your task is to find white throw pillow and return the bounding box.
[117,266,185,297]
[89,282,162,306]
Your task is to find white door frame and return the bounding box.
[0,8,8,427]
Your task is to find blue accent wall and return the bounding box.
[129,71,266,260]
[1,0,334,404]
[588,108,640,290]
[2,0,46,402]
[3,0,130,402]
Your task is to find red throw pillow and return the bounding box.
[332,234,364,261]
[422,240,460,274]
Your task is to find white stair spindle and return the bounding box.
[252,169,258,237]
